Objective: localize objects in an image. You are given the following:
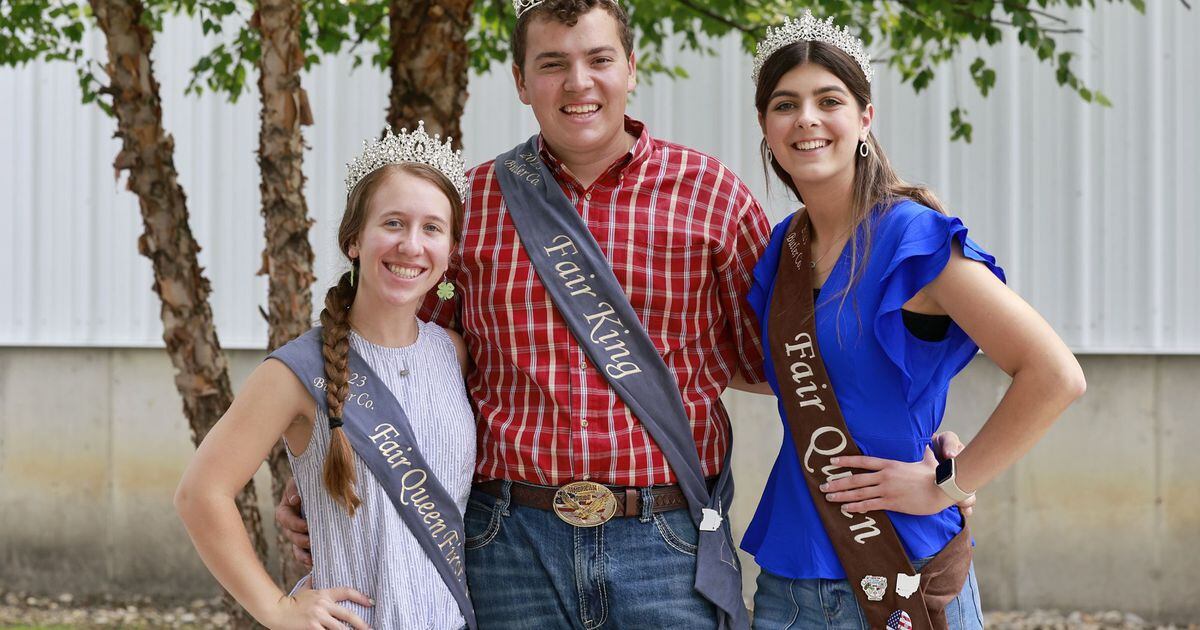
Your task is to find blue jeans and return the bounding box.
[752,558,984,630]
[463,481,720,629]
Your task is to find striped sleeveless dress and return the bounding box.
[286,321,476,629]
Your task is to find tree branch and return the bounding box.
[1025,8,1068,24]
[894,0,1082,35]
[672,0,760,36]
[988,19,1082,34]
[347,13,385,56]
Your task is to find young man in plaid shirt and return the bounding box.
[421,2,770,626]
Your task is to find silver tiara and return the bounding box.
[513,0,544,17]
[344,121,468,200]
[513,0,619,19]
[752,10,873,85]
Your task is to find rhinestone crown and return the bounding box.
[513,0,545,17]
[344,121,467,200]
[752,10,873,85]
[513,0,619,19]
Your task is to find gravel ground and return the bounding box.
[2,591,1197,629]
[0,593,228,629]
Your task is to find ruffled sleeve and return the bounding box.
[873,204,1006,405]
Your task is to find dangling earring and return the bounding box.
[858,140,870,158]
[766,146,774,162]
[436,277,455,300]
[349,260,357,287]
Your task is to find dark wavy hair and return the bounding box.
[755,40,946,309]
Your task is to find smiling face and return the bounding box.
[347,169,456,310]
[760,62,873,197]
[513,7,637,164]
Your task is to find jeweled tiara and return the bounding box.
[513,0,619,19]
[752,10,873,85]
[344,121,468,200]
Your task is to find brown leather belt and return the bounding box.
[476,479,690,524]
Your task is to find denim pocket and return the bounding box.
[465,490,502,550]
[959,564,985,629]
[653,509,698,556]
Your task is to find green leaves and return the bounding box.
[949,107,973,143]
[0,0,1166,140]
[77,60,112,116]
[0,1,113,114]
[185,31,260,101]
[969,57,996,97]
[1,1,90,66]
[651,0,1137,142]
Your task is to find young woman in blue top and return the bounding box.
[737,12,1087,629]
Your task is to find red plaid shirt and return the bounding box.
[422,118,769,487]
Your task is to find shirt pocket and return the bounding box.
[619,229,716,353]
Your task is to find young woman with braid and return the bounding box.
[735,12,1086,629]
[176,124,476,630]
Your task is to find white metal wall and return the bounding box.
[0,1,1196,352]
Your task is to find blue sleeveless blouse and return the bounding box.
[741,200,1005,580]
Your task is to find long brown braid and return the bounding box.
[318,163,465,516]
[319,268,361,514]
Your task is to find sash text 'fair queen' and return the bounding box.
[766,213,971,630]
[269,329,476,630]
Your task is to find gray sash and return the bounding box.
[269,329,476,630]
[494,138,748,630]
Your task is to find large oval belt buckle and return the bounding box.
[552,481,618,527]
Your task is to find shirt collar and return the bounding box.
[535,116,654,185]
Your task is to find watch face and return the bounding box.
[935,458,954,485]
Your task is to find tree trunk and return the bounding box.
[90,0,266,624]
[387,0,474,146]
[254,0,315,588]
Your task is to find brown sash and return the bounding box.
[766,213,972,630]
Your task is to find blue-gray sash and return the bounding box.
[269,329,476,630]
[494,138,748,629]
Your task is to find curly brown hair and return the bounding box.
[512,0,633,73]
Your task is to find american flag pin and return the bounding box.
[887,610,912,630]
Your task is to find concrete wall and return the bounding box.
[0,348,280,596]
[1,349,1197,622]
